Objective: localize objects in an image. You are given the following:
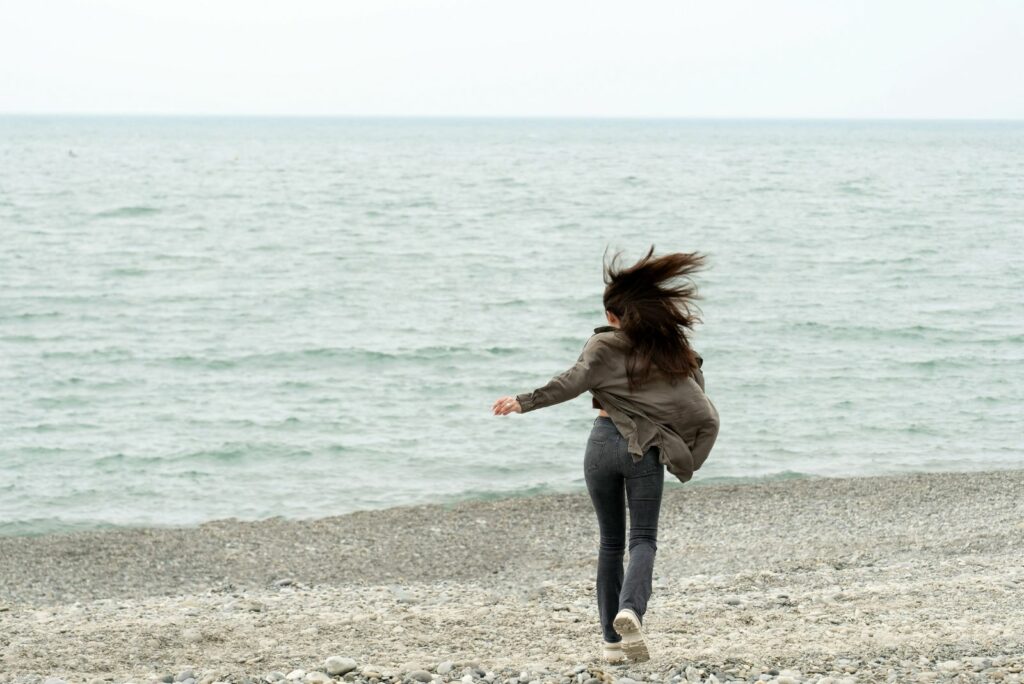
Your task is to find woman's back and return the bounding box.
[588,328,717,433]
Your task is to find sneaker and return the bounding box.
[602,639,625,664]
[612,608,650,663]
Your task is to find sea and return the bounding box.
[1,117,1022,536]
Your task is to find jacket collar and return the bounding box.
[593,325,619,334]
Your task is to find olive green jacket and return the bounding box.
[516,325,719,484]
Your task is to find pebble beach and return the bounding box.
[2,469,1023,684]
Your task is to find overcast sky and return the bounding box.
[2,0,1022,118]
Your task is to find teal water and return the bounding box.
[1,117,1022,536]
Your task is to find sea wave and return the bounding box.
[92,205,162,219]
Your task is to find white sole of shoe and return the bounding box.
[612,609,650,663]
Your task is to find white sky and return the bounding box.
[2,0,1022,118]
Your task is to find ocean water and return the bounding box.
[1,117,1022,536]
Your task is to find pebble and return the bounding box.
[326,658,358,677]
[437,663,454,676]
[724,597,741,606]
[176,671,196,683]
[264,674,285,683]
[285,671,305,681]
[181,628,203,643]
[966,657,991,671]
[409,672,433,683]
[305,674,331,684]
[390,586,415,603]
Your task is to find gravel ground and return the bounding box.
[1,469,1023,683]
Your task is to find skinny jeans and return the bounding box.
[584,415,665,643]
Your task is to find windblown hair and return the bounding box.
[602,245,707,392]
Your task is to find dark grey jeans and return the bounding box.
[584,415,665,643]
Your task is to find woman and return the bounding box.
[492,246,720,664]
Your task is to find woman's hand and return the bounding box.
[492,396,522,415]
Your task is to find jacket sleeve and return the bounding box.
[516,337,607,413]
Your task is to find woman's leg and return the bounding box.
[620,446,665,622]
[584,431,626,644]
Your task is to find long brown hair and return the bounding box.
[602,245,707,391]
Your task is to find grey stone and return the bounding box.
[326,659,358,676]
[177,671,196,683]
[305,674,331,684]
[264,675,285,684]
[409,672,433,683]
[724,597,741,606]
[231,598,265,612]
[389,585,415,603]
[436,663,454,676]
[182,628,203,643]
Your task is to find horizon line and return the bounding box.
[1,112,1022,123]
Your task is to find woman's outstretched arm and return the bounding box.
[492,336,607,416]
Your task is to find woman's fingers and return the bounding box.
[492,396,517,415]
